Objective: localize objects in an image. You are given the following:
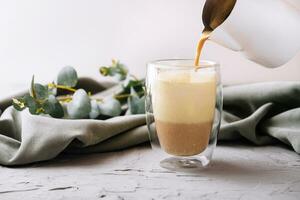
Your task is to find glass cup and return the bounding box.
[145,59,222,171]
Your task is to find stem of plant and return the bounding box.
[114,91,145,100]
[56,95,73,102]
[57,95,103,103]
[48,83,77,92]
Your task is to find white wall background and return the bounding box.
[0,0,299,96]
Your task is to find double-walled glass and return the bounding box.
[145,59,222,171]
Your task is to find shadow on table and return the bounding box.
[206,159,262,176]
[163,142,297,180]
[170,158,288,185]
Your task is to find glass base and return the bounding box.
[160,156,210,172]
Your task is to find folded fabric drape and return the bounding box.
[0,79,299,166]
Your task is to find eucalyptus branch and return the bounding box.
[56,95,73,103]
[13,60,146,119]
[48,83,76,92]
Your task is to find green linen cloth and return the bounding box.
[0,79,299,166]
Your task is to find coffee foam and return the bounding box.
[153,70,216,124]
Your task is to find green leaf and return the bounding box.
[98,98,122,117]
[34,84,49,100]
[108,67,119,76]
[12,98,26,111]
[67,89,91,119]
[23,94,40,115]
[128,88,145,114]
[115,62,128,80]
[99,66,109,76]
[89,100,100,119]
[99,60,128,81]
[30,75,37,99]
[43,95,64,118]
[115,64,127,81]
[57,66,78,87]
[123,78,145,95]
[48,82,57,96]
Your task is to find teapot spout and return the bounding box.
[205,0,300,68]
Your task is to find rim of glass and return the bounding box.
[147,59,219,70]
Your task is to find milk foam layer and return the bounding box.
[153,70,216,124]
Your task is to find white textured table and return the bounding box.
[0,143,299,200]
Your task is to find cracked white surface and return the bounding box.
[0,144,299,200]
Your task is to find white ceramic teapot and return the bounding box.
[209,0,300,68]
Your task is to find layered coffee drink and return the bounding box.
[153,70,216,156]
[146,0,228,168]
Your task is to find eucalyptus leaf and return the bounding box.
[98,98,122,117]
[23,94,40,115]
[128,88,145,114]
[99,66,109,76]
[115,62,128,80]
[67,89,91,119]
[34,84,49,100]
[123,78,145,95]
[89,100,100,119]
[115,63,128,81]
[108,67,119,76]
[43,95,64,118]
[57,66,78,87]
[48,82,57,96]
[30,76,37,98]
[61,102,69,118]
[99,60,128,81]
[12,98,26,111]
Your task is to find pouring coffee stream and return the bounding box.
[194,0,237,68]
